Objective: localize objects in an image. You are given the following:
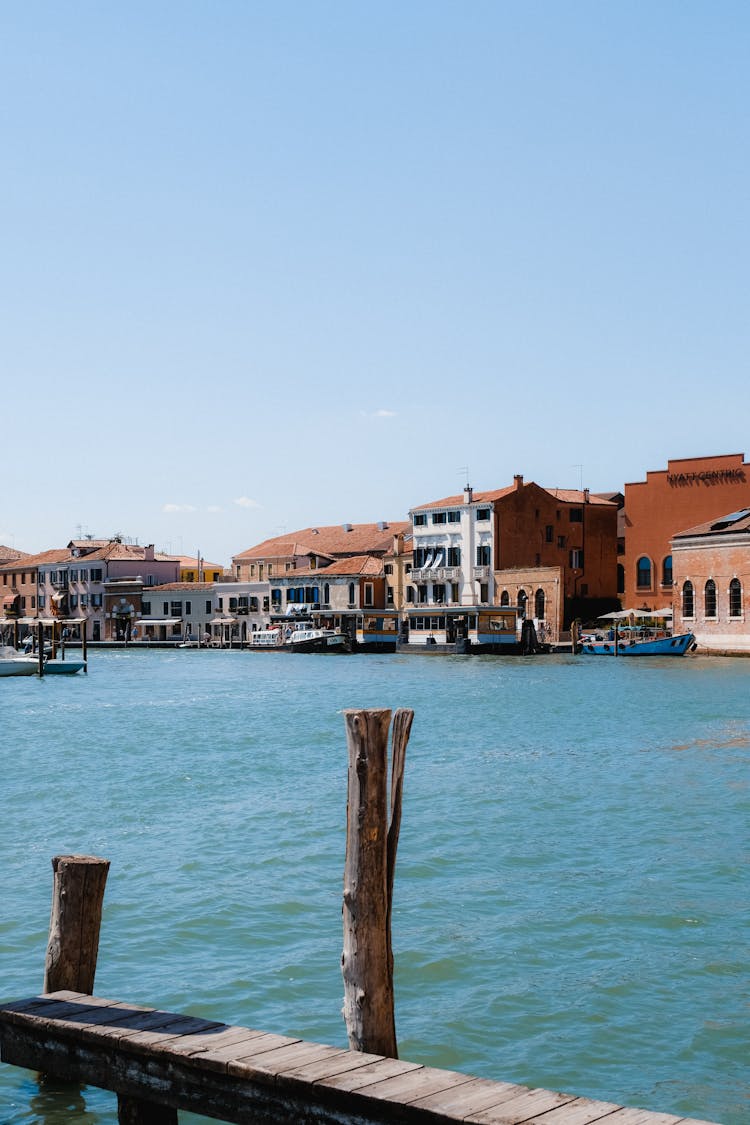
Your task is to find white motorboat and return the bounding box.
[0,646,39,677]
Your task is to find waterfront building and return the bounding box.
[623,453,750,611]
[672,508,750,653]
[0,549,70,634]
[232,521,410,583]
[137,581,269,644]
[408,476,618,638]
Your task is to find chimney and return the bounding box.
[514,474,524,491]
[144,544,155,561]
[464,484,474,503]
[583,488,590,503]
[377,520,389,531]
[342,523,352,532]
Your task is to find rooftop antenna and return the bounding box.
[457,465,470,488]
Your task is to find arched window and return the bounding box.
[517,590,527,619]
[535,588,545,620]
[500,590,510,606]
[704,579,717,618]
[617,563,625,594]
[662,556,673,587]
[729,578,742,618]
[636,556,652,589]
[682,580,694,618]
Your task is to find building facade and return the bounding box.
[672,508,750,653]
[623,453,750,611]
[408,477,618,633]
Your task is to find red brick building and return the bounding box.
[623,453,750,610]
[672,509,750,653]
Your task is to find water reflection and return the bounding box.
[24,1075,106,1124]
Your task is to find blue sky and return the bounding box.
[2,2,748,564]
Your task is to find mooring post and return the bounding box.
[43,855,110,994]
[341,707,413,1058]
[37,620,45,677]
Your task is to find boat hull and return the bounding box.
[580,632,695,656]
[0,660,38,676]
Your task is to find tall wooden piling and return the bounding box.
[342,707,413,1058]
[43,855,110,994]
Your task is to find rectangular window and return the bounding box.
[31,595,35,609]
[476,508,491,521]
[170,601,182,616]
[80,594,88,606]
[386,587,394,605]
[163,602,169,615]
[91,569,103,581]
[20,596,26,609]
[476,545,491,566]
[451,582,459,602]
[545,525,553,543]
[70,569,78,582]
[414,513,427,526]
[142,601,151,615]
[447,546,461,567]
[91,593,103,607]
[447,510,460,523]
[69,594,78,608]
[205,600,212,613]
[569,509,583,523]
[38,595,45,609]
[185,601,192,615]
[384,563,393,575]
[432,512,446,524]
[557,535,566,548]
[480,583,488,602]
[364,583,374,607]
[569,549,584,569]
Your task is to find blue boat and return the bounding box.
[580,631,695,656]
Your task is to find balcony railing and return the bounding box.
[473,566,489,579]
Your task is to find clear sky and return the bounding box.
[3,2,748,565]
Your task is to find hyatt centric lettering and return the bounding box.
[667,469,746,486]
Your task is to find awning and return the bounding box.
[136,618,183,625]
[1,594,18,609]
[211,617,237,625]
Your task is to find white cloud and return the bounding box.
[162,503,197,513]
[206,505,222,513]
[359,408,398,419]
[234,496,261,509]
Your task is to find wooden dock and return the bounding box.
[0,991,721,1125]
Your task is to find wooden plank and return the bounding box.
[411,1078,529,1118]
[229,1040,342,1077]
[350,1065,475,1104]
[597,1113,685,1124]
[318,1056,423,1093]
[523,1097,622,1123]
[466,1086,576,1123]
[285,1049,382,1083]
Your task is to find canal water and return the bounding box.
[1,650,747,1124]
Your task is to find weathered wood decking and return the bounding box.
[0,992,721,1125]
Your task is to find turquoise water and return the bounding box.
[1,650,748,1124]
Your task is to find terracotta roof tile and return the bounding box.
[234,522,409,561]
[412,486,515,511]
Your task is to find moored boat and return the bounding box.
[580,631,696,656]
[0,646,40,677]
[284,624,349,653]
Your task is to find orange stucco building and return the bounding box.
[623,453,750,610]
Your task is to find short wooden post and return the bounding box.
[81,626,88,672]
[43,855,110,994]
[37,621,45,677]
[342,707,413,1058]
